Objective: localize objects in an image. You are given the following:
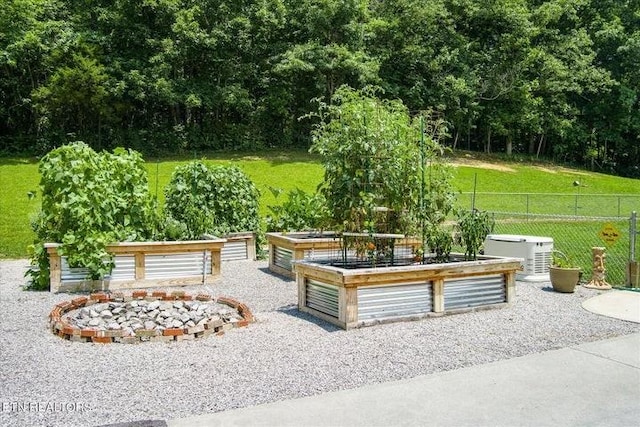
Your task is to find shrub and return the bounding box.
[26,142,159,290]
[265,187,331,232]
[163,161,261,241]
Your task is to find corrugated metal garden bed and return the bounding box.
[45,233,256,293]
[294,255,523,330]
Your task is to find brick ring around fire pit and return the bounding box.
[49,291,254,343]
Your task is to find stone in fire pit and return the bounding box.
[49,291,254,343]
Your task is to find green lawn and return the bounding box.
[1,150,638,260]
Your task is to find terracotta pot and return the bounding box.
[549,266,581,293]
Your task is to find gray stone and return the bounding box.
[128,300,139,308]
[112,306,125,315]
[148,300,160,311]
[88,318,102,327]
[179,313,191,323]
[171,319,184,328]
[89,310,100,318]
[144,320,156,330]
[185,320,196,328]
[107,322,121,330]
[173,301,184,309]
[100,310,113,319]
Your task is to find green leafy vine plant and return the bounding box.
[264,187,331,233]
[163,161,263,253]
[455,208,495,261]
[26,142,160,290]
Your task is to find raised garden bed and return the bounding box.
[294,255,523,330]
[267,231,421,278]
[221,232,257,262]
[46,239,227,293]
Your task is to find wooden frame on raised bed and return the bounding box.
[45,239,227,293]
[267,231,421,278]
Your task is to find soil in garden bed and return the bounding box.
[314,255,469,269]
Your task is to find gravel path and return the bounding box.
[1,259,638,427]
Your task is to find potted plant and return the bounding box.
[549,251,581,293]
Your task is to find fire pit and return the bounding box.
[49,291,253,343]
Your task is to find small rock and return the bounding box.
[171,319,184,328]
[144,320,156,330]
[107,322,121,330]
[112,307,125,315]
[173,301,184,309]
[88,318,102,327]
[100,310,113,319]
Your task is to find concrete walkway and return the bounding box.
[166,290,640,427]
[168,333,640,427]
[582,290,640,323]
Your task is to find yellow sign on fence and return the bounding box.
[598,223,621,246]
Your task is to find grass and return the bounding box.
[1,149,638,261]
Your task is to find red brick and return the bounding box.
[91,336,112,344]
[196,294,212,301]
[151,291,167,298]
[80,329,98,338]
[162,328,184,337]
[236,320,249,328]
[56,301,72,311]
[216,296,232,305]
[215,331,225,337]
[132,291,147,298]
[180,295,193,301]
[71,296,88,308]
[90,292,108,301]
[62,326,76,335]
[171,290,186,298]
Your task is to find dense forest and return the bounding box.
[1,0,638,176]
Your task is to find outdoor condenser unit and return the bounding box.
[483,234,553,282]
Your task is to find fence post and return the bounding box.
[631,211,637,262]
[629,211,638,287]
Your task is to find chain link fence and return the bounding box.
[459,193,640,287]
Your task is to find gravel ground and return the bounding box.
[1,259,638,427]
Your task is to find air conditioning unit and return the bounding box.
[483,234,553,282]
